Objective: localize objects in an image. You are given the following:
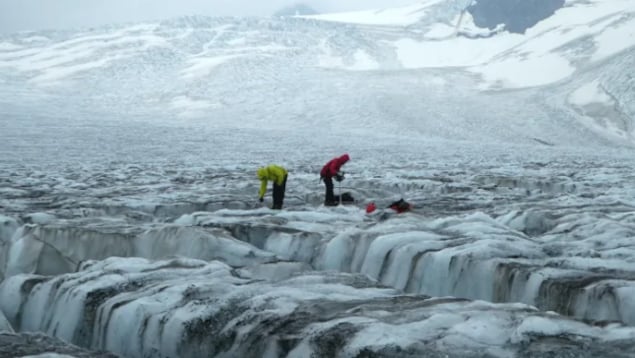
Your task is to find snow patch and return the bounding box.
[473,53,575,89]
[569,80,613,106]
[21,36,49,44]
[170,95,221,118]
[0,42,23,51]
[301,1,444,26]
[350,50,380,71]
[393,36,520,68]
[226,37,247,46]
[316,39,345,69]
[592,17,635,62]
[181,55,240,80]
[30,57,116,83]
[424,24,457,39]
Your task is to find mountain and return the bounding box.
[467,0,566,34]
[273,3,319,17]
[0,0,633,147]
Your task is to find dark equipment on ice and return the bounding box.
[388,199,412,213]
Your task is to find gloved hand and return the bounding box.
[259,197,264,203]
[335,172,345,182]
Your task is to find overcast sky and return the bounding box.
[0,0,417,33]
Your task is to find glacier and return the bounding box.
[1,0,635,357]
[2,257,635,357]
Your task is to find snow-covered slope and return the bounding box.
[305,0,635,88]
[302,1,446,26]
[0,0,633,147]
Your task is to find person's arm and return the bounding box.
[258,179,267,199]
[328,161,340,177]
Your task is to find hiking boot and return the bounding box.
[324,201,339,207]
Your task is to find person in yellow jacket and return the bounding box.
[257,165,288,210]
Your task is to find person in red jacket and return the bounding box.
[320,153,350,206]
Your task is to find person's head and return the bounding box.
[257,167,267,180]
[339,153,350,164]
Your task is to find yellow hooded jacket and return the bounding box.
[257,165,288,199]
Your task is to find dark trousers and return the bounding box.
[323,176,335,204]
[272,174,287,209]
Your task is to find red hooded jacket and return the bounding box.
[320,154,350,178]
